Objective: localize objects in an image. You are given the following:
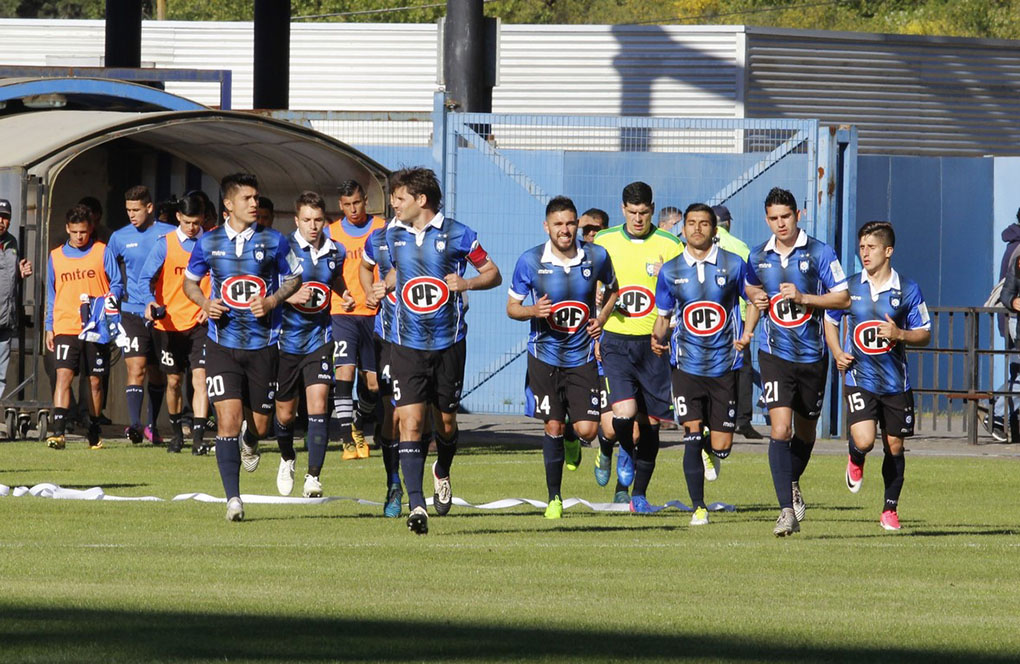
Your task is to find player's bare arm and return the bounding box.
[445,258,502,293]
[651,315,670,356]
[780,282,851,310]
[507,293,551,321]
[824,318,854,371]
[735,304,760,351]
[359,258,383,308]
[744,282,769,311]
[589,288,619,340]
[184,277,228,320]
[877,314,930,346]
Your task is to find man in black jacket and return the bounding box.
[990,208,1020,442]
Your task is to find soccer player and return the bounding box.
[275,191,352,498]
[327,180,387,460]
[107,185,175,445]
[594,182,682,512]
[744,187,850,536]
[364,167,501,535]
[140,192,211,454]
[361,217,406,517]
[255,196,274,228]
[508,196,617,519]
[184,173,302,522]
[44,204,121,450]
[823,221,930,531]
[652,204,757,526]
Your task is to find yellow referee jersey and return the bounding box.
[594,225,682,336]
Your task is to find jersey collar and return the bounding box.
[763,228,807,267]
[682,242,719,267]
[540,240,586,272]
[223,220,256,256]
[175,226,201,244]
[293,231,333,264]
[861,268,901,298]
[395,212,444,246]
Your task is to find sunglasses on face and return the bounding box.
[580,226,601,236]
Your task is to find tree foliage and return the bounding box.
[1,0,1019,40]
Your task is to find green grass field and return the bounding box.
[1,435,1018,663]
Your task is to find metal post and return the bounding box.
[104,0,142,68]
[967,311,980,444]
[444,0,491,113]
[253,0,290,110]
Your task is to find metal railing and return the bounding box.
[904,306,1014,444]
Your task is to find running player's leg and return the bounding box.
[759,351,797,517]
[526,355,570,514]
[788,357,827,480]
[189,335,210,454]
[352,316,379,456]
[630,342,672,506]
[123,351,148,442]
[303,382,330,497]
[49,335,82,449]
[375,335,402,516]
[274,350,302,495]
[82,341,109,448]
[390,344,432,519]
[155,329,187,452]
[878,390,913,530]
[845,386,879,493]
[204,341,247,501]
[331,316,357,454]
[145,362,167,444]
[674,370,711,512]
[431,339,466,516]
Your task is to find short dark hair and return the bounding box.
[684,203,717,227]
[545,195,577,218]
[764,187,797,211]
[581,208,609,229]
[257,196,274,212]
[858,220,895,248]
[78,196,102,218]
[659,206,681,222]
[66,203,92,225]
[338,180,366,198]
[221,173,259,200]
[185,190,214,219]
[177,192,206,218]
[389,167,442,212]
[622,181,653,207]
[124,185,151,205]
[295,190,328,215]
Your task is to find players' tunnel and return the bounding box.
[0,100,390,433]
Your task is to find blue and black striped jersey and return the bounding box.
[746,230,847,364]
[279,231,346,356]
[186,222,300,350]
[509,240,616,368]
[655,245,747,377]
[825,270,930,395]
[366,224,397,342]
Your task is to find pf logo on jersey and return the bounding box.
[401,276,450,314]
[768,293,812,328]
[221,275,267,309]
[853,320,893,355]
[548,300,590,333]
[617,285,655,318]
[682,301,727,336]
[290,281,330,314]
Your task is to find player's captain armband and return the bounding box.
[829,259,846,283]
[467,243,490,268]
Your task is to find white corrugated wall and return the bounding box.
[0,19,742,116]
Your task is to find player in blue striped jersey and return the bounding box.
[108,185,176,444]
[364,167,502,535]
[184,173,302,522]
[507,196,618,519]
[653,204,757,526]
[361,219,406,518]
[274,191,353,500]
[744,187,850,536]
[823,221,930,531]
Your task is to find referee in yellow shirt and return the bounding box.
[594,182,682,512]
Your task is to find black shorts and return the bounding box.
[52,334,110,377]
[599,331,672,421]
[277,343,334,402]
[153,326,207,374]
[204,340,278,415]
[389,339,466,413]
[120,312,157,361]
[331,315,377,373]
[670,368,737,432]
[374,334,393,398]
[758,351,828,420]
[846,386,915,438]
[599,372,612,415]
[524,355,601,423]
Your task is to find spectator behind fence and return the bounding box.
[0,198,33,404]
[992,215,1020,442]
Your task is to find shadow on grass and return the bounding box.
[0,607,1013,663]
